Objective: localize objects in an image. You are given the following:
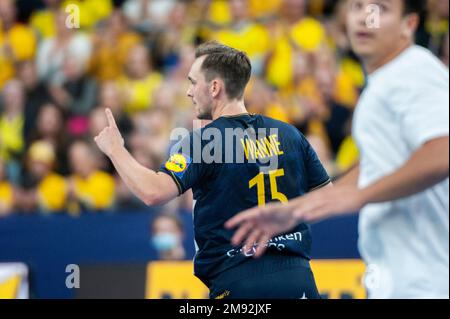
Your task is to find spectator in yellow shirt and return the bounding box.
[248,0,282,21]
[211,0,270,75]
[89,9,141,81]
[245,78,289,123]
[68,140,115,212]
[27,103,70,176]
[265,0,327,88]
[0,0,37,88]
[0,159,14,216]
[119,44,163,115]
[29,0,61,40]
[31,0,113,38]
[0,79,25,163]
[16,141,67,213]
[61,0,113,31]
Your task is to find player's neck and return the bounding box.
[364,41,413,75]
[212,100,248,121]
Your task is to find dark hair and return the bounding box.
[195,41,252,100]
[402,0,426,16]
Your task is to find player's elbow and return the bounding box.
[426,137,449,179]
[434,159,449,180]
[431,151,449,180]
[141,190,165,206]
[423,157,449,187]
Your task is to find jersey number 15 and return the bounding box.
[249,169,288,207]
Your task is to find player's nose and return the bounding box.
[187,87,193,98]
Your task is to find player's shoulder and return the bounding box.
[257,114,303,137]
[379,46,447,83]
[369,46,448,98]
[402,46,447,77]
[207,113,304,141]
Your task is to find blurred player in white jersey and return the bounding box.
[227,0,449,299]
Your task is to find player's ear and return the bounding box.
[401,13,419,39]
[210,79,222,98]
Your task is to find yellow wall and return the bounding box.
[146,259,366,299]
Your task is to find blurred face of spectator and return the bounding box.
[109,9,126,35]
[347,0,419,66]
[169,1,187,29]
[132,149,154,169]
[0,0,16,27]
[315,50,336,99]
[55,10,72,37]
[36,104,63,138]
[99,82,122,113]
[44,0,61,8]
[17,61,39,89]
[438,0,449,19]
[430,0,449,19]
[126,45,151,79]
[307,134,331,163]
[69,141,98,178]
[63,56,84,81]
[151,215,184,256]
[128,131,148,153]
[281,0,306,22]
[186,56,214,120]
[1,80,25,113]
[146,110,168,135]
[29,160,51,180]
[229,0,249,22]
[292,50,312,81]
[153,85,175,111]
[247,80,272,112]
[178,45,196,75]
[27,141,56,179]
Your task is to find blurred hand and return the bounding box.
[226,184,365,258]
[225,202,298,258]
[94,108,124,157]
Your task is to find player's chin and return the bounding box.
[351,42,377,58]
[196,110,210,120]
[195,109,203,119]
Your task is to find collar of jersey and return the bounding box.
[220,113,253,119]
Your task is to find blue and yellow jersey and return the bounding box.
[160,114,330,286]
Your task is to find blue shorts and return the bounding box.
[209,254,321,299]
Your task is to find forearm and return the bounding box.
[360,137,449,204]
[335,163,360,186]
[109,145,163,205]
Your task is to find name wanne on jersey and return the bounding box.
[168,124,284,172]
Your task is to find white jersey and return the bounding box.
[353,45,449,299]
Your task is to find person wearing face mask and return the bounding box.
[150,213,185,261]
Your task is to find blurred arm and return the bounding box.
[359,137,449,205]
[335,163,360,186]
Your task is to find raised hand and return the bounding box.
[94,108,124,157]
